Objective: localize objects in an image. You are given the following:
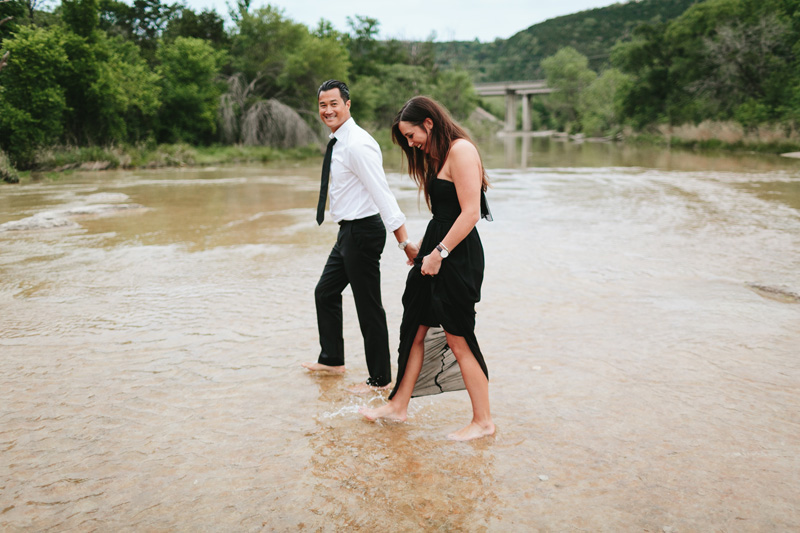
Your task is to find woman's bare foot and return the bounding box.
[301,362,345,374]
[358,402,407,422]
[447,421,495,441]
[348,381,392,394]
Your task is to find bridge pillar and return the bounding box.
[521,95,531,132]
[504,90,517,132]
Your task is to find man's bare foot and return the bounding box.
[358,403,407,422]
[301,362,345,374]
[447,421,495,441]
[348,381,392,394]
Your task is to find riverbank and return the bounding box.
[4,119,800,186]
[1,143,322,185]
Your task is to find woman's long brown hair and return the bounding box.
[391,96,489,209]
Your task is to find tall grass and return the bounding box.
[34,145,129,170]
[27,143,320,174]
[656,120,800,153]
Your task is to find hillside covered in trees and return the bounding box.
[435,0,699,81]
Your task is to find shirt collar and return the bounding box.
[331,117,355,140]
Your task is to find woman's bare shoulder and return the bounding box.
[447,138,480,165]
[449,138,478,154]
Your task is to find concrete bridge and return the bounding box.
[474,80,554,132]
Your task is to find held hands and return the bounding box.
[403,242,419,266]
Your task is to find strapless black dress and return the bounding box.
[389,178,491,399]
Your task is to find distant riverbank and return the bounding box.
[623,120,800,157]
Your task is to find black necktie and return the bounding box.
[316,137,337,225]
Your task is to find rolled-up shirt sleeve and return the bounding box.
[347,140,406,232]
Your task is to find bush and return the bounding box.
[0,26,69,168]
[1,149,20,183]
[156,37,225,144]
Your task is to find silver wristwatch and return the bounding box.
[398,239,412,250]
[435,243,449,258]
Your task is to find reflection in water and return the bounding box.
[489,132,800,174]
[1,142,800,530]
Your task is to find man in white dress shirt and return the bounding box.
[302,80,419,393]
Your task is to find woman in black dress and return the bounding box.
[359,96,494,441]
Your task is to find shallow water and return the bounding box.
[2,139,799,531]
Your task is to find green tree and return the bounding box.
[62,0,99,38]
[59,0,163,145]
[98,0,183,63]
[348,74,381,124]
[163,7,228,48]
[1,0,26,45]
[311,18,340,40]
[348,64,430,128]
[541,46,596,130]
[690,12,792,120]
[278,31,349,110]
[17,0,47,25]
[371,63,430,125]
[59,0,106,143]
[578,68,630,135]
[610,22,673,127]
[429,68,478,121]
[98,0,134,39]
[345,15,381,79]
[342,16,472,127]
[228,5,306,86]
[0,26,68,166]
[661,0,751,123]
[227,5,350,124]
[345,15,410,80]
[156,36,225,143]
[83,33,161,142]
[130,0,180,62]
[612,0,800,128]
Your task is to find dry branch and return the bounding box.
[218,73,318,148]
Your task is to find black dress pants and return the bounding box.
[315,214,391,387]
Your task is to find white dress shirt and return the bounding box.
[328,118,406,232]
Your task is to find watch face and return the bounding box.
[441,249,449,258]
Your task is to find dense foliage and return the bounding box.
[611,0,800,129]
[502,0,800,139]
[0,0,477,169]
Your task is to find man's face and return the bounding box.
[318,88,351,133]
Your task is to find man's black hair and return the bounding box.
[318,80,350,102]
